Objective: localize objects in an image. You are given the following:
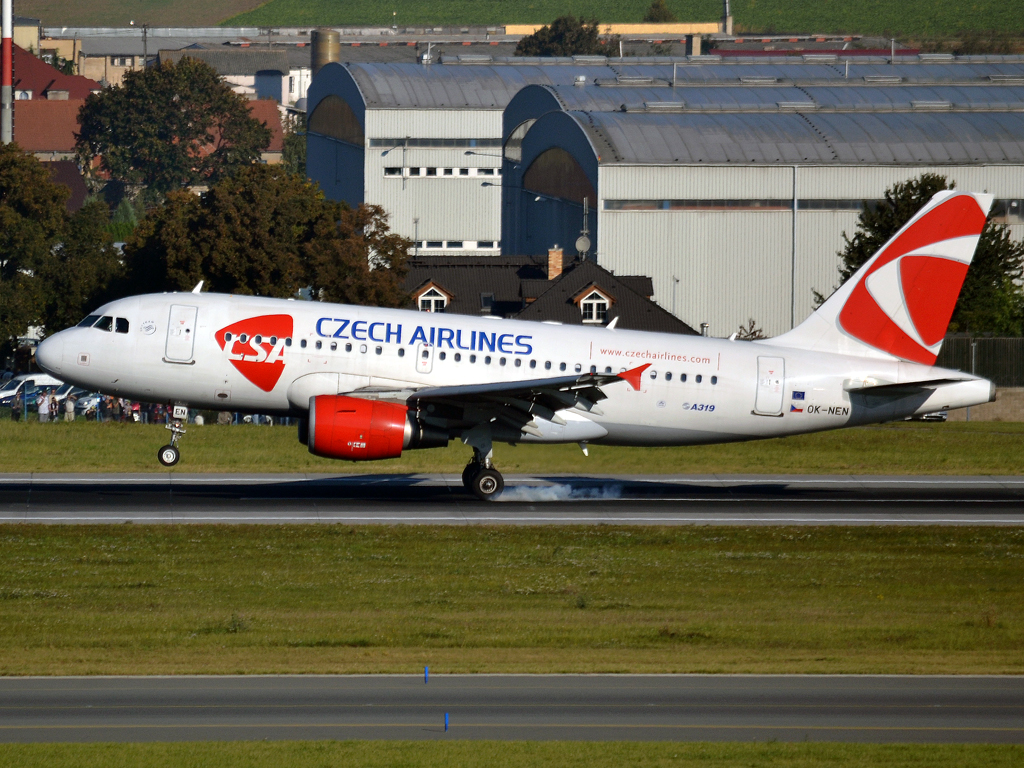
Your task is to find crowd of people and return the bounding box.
[19,389,284,426]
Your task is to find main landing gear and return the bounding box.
[157,405,189,468]
[462,448,504,501]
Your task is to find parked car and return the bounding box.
[0,373,63,409]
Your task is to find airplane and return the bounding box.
[35,191,996,500]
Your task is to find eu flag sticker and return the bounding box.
[792,391,805,400]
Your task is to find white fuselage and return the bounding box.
[38,292,994,447]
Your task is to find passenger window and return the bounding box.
[560,363,567,371]
[574,364,582,373]
[345,343,352,352]
[270,336,278,345]
[225,332,233,342]
[330,342,337,351]
[485,356,492,364]
[604,366,612,373]
[285,338,292,347]
[665,372,672,381]
[515,359,522,367]
[375,346,382,355]
[696,374,703,383]
[454,353,461,362]
[590,365,597,374]
[241,334,248,343]
[711,376,718,385]
[95,316,113,332]
[77,315,100,328]
[255,335,263,344]
[360,344,367,353]
[499,358,506,366]
[470,354,476,363]
[649,370,657,379]
[439,351,447,360]
[530,360,536,369]
[545,361,551,370]
[300,339,307,348]
[315,340,322,350]
[680,373,687,382]
[398,348,405,357]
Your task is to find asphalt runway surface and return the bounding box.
[0,473,1023,525]
[1,675,1021,744]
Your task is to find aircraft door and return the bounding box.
[165,305,198,362]
[415,343,433,374]
[754,356,785,416]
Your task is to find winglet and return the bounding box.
[618,363,650,391]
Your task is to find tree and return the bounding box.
[123,165,411,307]
[75,57,272,196]
[282,112,307,178]
[0,144,69,357]
[643,0,678,23]
[515,16,605,57]
[826,174,1024,335]
[37,200,124,335]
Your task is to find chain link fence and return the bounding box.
[937,337,1024,387]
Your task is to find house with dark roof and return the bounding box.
[159,48,290,103]
[404,249,697,335]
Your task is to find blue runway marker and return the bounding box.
[425,666,428,684]
[444,712,449,731]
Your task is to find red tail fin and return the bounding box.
[768,191,992,364]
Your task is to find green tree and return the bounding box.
[37,200,124,334]
[75,57,272,196]
[123,165,411,307]
[0,144,69,357]
[282,112,307,178]
[643,0,678,23]
[515,16,605,57]
[828,174,1024,335]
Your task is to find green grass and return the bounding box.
[0,525,1021,675]
[2,742,1022,768]
[1,419,1022,475]
[226,0,1024,37]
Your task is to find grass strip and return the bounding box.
[1,420,1022,475]
[0,525,1021,675]
[2,741,1022,768]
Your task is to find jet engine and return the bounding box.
[307,395,446,461]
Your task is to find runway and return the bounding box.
[1,473,1023,525]
[0,674,1020,744]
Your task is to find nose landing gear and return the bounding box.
[157,405,189,468]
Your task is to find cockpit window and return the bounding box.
[94,316,113,332]
[78,315,100,328]
[115,318,129,334]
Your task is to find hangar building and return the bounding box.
[503,66,1024,336]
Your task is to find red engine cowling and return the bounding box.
[308,395,410,461]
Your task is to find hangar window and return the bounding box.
[384,167,402,176]
[580,290,609,324]
[992,199,1024,225]
[605,199,791,211]
[308,95,364,147]
[503,118,536,165]
[418,287,448,313]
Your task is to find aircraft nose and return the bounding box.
[36,334,64,375]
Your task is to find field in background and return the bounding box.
[13,0,264,28]
[0,525,1020,675]
[1,419,1022,475]
[226,0,1021,36]
[2,742,1021,768]
[15,0,1021,37]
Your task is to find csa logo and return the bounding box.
[838,194,986,365]
[215,314,293,392]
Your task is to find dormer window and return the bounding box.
[580,290,609,324]
[419,287,447,313]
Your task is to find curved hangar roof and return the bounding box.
[526,109,1024,166]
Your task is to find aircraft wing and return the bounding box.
[403,364,649,439]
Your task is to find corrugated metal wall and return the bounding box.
[598,206,794,338]
[362,110,504,249]
[593,163,1024,337]
[938,337,1024,387]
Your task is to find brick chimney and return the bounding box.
[547,246,563,280]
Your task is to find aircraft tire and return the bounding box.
[158,445,180,467]
[470,468,504,501]
[462,463,480,489]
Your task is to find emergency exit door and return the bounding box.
[165,304,198,362]
[754,356,785,416]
